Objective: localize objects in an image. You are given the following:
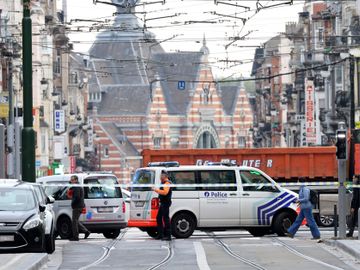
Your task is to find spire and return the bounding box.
[200,33,209,55]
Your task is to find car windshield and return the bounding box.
[0,188,36,211]
[84,176,122,199]
[132,169,155,191]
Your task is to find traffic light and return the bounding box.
[335,130,347,160]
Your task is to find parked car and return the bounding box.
[37,173,127,239]
[0,179,55,253]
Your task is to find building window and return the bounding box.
[335,65,343,86]
[154,138,161,149]
[104,145,109,158]
[238,136,246,148]
[54,56,61,74]
[196,131,216,149]
[70,72,78,84]
[318,28,324,45]
[41,133,46,154]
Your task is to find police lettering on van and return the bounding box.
[128,163,298,239]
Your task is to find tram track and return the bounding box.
[206,231,267,270]
[78,229,128,270]
[273,238,346,270]
[146,241,174,270]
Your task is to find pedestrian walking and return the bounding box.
[68,175,90,241]
[152,170,172,241]
[346,175,359,237]
[286,178,321,241]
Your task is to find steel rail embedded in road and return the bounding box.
[206,231,267,270]
[146,241,174,270]
[78,229,128,270]
[274,238,345,270]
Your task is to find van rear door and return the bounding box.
[81,176,124,223]
[130,169,156,221]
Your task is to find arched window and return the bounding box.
[196,131,216,149]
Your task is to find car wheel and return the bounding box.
[171,212,196,239]
[273,212,295,236]
[57,216,72,239]
[317,215,334,227]
[146,228,159,238]
[45,229,56,254]
[103,230,121,239]
[247,227,270,237]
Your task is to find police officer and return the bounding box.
[152,170,172,241]
[347,175,359,237]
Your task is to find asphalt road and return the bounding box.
[41,228,360,270]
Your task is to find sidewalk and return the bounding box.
[0,253,48,270]
[324,238,360,259]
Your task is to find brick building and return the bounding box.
[87,6,254,182]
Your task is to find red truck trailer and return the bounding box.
[142,147,338,182]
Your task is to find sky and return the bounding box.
[60,0,304,78]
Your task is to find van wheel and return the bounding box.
[171,213,195,239]
[57,216,72,239]
[247,228,270,237]
[273,212,295,236]
[146,228,159,238]
[103,230,121,239]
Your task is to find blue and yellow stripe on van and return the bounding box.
[257,192,297,225]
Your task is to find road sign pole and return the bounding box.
[22,0,35,182]
[338,159,347,238]
[336,122,348,238]
[0,124,5,178]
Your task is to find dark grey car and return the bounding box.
[0,180,55,253]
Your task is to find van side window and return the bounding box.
[240,170,278,192]
[168,171,196,191]
[199,170,236,191]
[44,182,68,200]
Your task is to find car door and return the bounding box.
[199,169,239,226]
[240,169,286,226]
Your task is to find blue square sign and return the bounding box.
[178,81,185,90]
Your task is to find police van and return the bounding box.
[128,162,299,238]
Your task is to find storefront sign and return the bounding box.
[305,80,316,145]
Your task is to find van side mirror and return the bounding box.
[47,196,55,204]
[39,204,46,212]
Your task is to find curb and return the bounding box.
[324,239,360,259]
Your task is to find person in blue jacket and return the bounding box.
[286,178,321,241]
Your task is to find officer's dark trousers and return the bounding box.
[348,208,359,236]
[157,203,171,237]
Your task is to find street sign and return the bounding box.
[178,81,185,90]
[35,160,41,168]
[0,94,9,118]
[305,79,316,144]
[54,110,65,132]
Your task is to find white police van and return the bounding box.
[128,162,299,238]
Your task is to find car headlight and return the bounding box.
[23,217,42,230]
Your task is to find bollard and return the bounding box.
[334,205,338,238]
[358,208,360,240]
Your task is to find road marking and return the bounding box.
[0,254,27,270]
[194,242,211,270]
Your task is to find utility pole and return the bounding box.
[0,124,5,178]
[22,0,35,182]
[349,57,355,182]
[7,59,15,178]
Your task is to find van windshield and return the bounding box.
[132,169,155,191]
[84,176,122,199]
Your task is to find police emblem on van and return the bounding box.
[104,201,108,205]
[204,191,227,198]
